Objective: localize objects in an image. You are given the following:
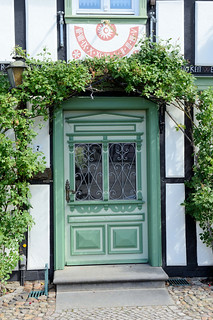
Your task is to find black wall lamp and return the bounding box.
[6,55,27,88]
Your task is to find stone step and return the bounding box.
[54,264,168,292]
[54,264,172,311]
[55,288,174,311]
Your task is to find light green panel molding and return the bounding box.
[195,76,213,90]
[71,225,105,255]
[113,230,137,248]
[68,202,144,213]
[66,112,144,123]
[74,124,136,133]
[65,0,147,24]
[109,224,142,254]
[68,214,145,223]
[76,230,101,249]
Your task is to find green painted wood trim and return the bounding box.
[62,97,155,110]
[67,214,145,222]
[53,109,65,270]
[108,223,143,254]
[66,0,72,16]
[66,111,144,121]
[68,200,145,206]
[74,124,136,132]
[70,225,106,255]
[67,137,75,202]
[65,0,147,24]
[65,16,147,24]
[66,133,141,137]
[103,137,109,201]
[139,0,146,17]
[147,103,161,267]
[70,149,75,203]
[67,259,148,265]
[67,138,141,143]
[194,76,213,90]
[66,119,144,123]
[136,137,142,201]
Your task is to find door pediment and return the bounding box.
[65,112,144,124]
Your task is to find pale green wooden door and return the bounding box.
[64,111,148,265]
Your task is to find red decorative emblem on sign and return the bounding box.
[96,23,117,41]
[72,49,81,59]
[74,26,139,58]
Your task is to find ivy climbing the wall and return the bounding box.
[183,89,213,249]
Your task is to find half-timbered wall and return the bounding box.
[1,0,212,280]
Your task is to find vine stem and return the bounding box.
[165,109,193,145]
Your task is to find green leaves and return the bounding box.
[0,40,212,286]
[0,93,45,285]
[184,88,213,249]
[17,56,91,117]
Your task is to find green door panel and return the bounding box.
[53,97,161,269]
[109,224,143,253]
[71,225,105,255]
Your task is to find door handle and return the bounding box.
[65,180,76,203]
[65,179,70,203]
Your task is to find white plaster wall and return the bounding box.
[32,116,50,168]
[196,223,213,266]
[156,0,184,54]
[165,104,184,177]
[0,0,15,61]
[25,0,57,60]
[166,183,186,266]
[28,185,50,270]
[195,2,213,66]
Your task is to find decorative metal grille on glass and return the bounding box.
[109,143,136,200]
[110,0,132,9]
[75,144,103,201]
[79,0,101,9]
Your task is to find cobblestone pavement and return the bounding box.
[0,278,212,320]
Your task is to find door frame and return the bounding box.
[53,96,161,270]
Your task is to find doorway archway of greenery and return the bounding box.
[0,39,212,287]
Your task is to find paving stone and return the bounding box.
[0,279,213,319]
[37,295,47,301]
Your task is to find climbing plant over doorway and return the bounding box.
[0,39,212,287]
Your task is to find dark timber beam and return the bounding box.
[14,0,26,50]
[184,0,195,64]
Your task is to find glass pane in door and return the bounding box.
[109,143,136,200]
[75,143,103,200]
